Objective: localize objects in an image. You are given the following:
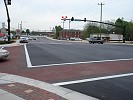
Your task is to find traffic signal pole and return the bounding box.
[4,0,11,42]
[61,17,126,43]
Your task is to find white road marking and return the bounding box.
[24,44,32,67]
[28,58,133,68]
[25,38,133,68]
[0,73,98,100]
[25,37,133,68]
[53,73,133,86]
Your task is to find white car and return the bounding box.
[75,38,82,41]
[20,35,29,43]
[0,47,9,60]
[70,38,82,41]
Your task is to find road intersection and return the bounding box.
[0,36,133,100]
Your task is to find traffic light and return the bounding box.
[7,0,11,5]
[71,17,74,21]
[84,18,86,22]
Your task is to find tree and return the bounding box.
[115,18,133,41]
[102,20,115,34]
[83,22,103,39]
[125,21,133,41]
[26,29,30,35]
[115,18,124,35]
[54,25,63,39]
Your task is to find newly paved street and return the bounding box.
[0,36,133,100]
[62,75,133,100]
[27,37,133,66]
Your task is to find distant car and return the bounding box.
[0,47,9,60]
[70,38,82,41]
[70,38,76,41]
[28,37,33,40]
[32,37,36,40]
[20,35,29,43]
[86,38,90,41]
[75,38,82,41]
[88,37,105,44]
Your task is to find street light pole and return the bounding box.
[62,20,65,29]
[4,0,11,42]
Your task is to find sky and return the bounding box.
[0,0,133,31]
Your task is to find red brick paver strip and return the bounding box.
[0,46,133,83]
[0,83,66,100]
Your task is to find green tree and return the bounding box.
[83,22,101,39]
[54,25,63,39]
[125,21,133,41]
[115,18,133,41]
[26,29,30,35]
[115,18,124,35]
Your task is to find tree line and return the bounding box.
[82,18,133,41]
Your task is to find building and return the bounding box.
[0,33,6,41]
[59,29,83,40]
[90,33,123,41]
[1,22,6,35]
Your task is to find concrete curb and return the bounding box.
[0,73,98,100]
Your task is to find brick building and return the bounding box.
[59,29,82,40]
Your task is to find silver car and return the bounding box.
[0,47,9,60]
[20,35,29,43]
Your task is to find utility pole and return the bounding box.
[4,0,11,42]
[20,21,22,31]
[61,16,71,30]
[98,2,105,38]
[69,19,71,30]
[62,20,65,29]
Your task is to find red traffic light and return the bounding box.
[62,16,67,19]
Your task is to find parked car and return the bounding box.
[88,37,105,44]
[0,47,9,60]
[75,38,82,41]
[70,38,82,41]
[70,38,75,41]
[20,35,29,43]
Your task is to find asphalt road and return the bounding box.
[62,75,133,100]
[26,37,133,100]
[27,36,133,66]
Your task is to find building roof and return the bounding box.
[60,29,81,32]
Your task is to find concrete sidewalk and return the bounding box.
[0,73,98,100]
[0,40,23,47]
[0,89,24,100]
